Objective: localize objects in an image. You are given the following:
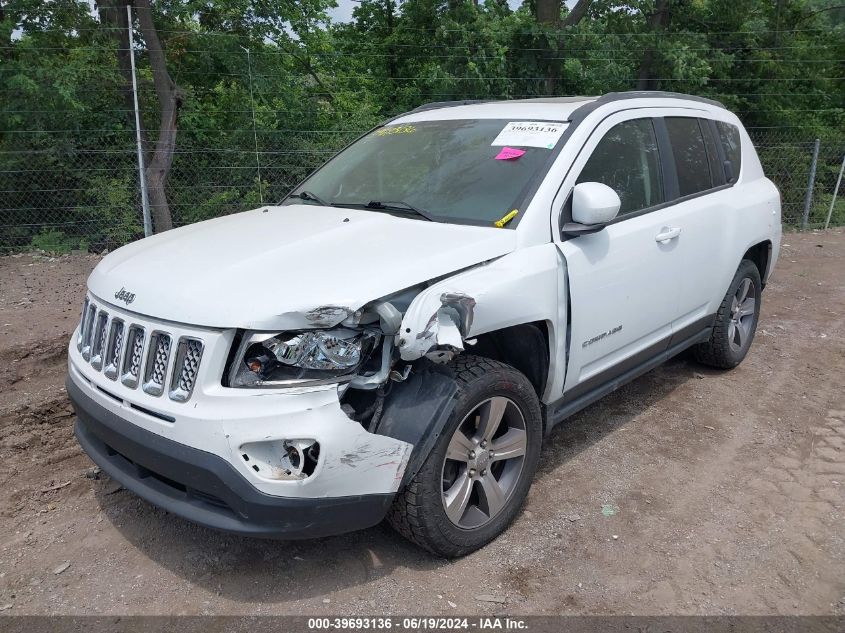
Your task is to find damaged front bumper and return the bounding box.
[68,340,413,538]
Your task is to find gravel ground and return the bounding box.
[0,232,843,616]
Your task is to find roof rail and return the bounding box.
[593,91,726,109]
[398,91,725,123]
[408,99,490,114]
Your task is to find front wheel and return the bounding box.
[694,259,762,369]
[387,356,542,557]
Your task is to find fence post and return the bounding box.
[801,138,820,229]
[824,153,845,230]
[241,46,263,205]
[127,4,152,238]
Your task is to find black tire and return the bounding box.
[693,259,762,369]
[386,355,542,557]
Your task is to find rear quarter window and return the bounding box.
[665,117,712,197]
[700,119,724,186]
[715,121,742,182]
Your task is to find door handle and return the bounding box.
[655,227,681,243]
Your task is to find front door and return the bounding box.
[552,112,686,400]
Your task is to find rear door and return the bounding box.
[659,115,735,340]
[551,110,689,400]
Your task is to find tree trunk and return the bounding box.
[535,0,560,26]
[135,0,180,233]
[535,0,592,96]
[99,0,179,233]
[636,0,671,91]
[535,0,560,95]
[562,0,592,27]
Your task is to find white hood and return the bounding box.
[88,204,517,330]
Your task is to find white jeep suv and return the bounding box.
[68,91,781,556]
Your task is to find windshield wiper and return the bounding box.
[297,195,439,221]
[361,200,437,222]
[287,190,331,206]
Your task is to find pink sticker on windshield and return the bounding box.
[494,147,526,161]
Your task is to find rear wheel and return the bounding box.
[387,356,542,557]
[694,259,762,369]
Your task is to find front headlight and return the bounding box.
[229,328,379,387]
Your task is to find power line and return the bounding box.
[2,75,843,94]
[2,41,840,54]
[4,93,841,114]
[1,15,837,38]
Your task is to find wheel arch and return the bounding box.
[742,240,773,287]
[468,321,551,397]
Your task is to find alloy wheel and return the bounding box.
[440,396,527,529]
[728,277,757,353]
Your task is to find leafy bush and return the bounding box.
[29,229,88,254]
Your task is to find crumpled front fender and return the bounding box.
[395,245,562,365]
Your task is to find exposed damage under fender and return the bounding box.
[394,245,563,379]
[350,246,564,478]
[371,362,459,487]
[405,292,477,363]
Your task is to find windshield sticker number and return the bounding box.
[492,121,566,149]
[376,124,417,137]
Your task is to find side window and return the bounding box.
[665,117,712,197]
[715,121,742,182]
[700,119,724,186]
[576,118,663,216]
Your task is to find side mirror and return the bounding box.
[572,182,621,225]
[561,182,621,238]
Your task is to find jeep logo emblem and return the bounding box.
[114,287,136,305]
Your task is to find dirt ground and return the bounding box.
[0,232,843,616]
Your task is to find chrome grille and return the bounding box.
[169,338,204,402]
[76,297,89,351]
[142,332,172,397]
[80,303,97,360]
[121,325,145,388]
[77,296,204,402]
[103,320,124,380]
[90,311,109,371]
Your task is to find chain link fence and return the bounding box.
[0,129,367,254]
[749,129,845,228]
[3,125,844,256]
[2,49,843,255]
[4,125,842,255]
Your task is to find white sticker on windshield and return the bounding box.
[491,121,567,149]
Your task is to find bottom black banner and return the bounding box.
[0,616,843,633]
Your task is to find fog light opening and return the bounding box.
[281,439,320,478]
[239,439,320,480]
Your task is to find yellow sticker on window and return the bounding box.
[494,209,519,228]
[375,124,417,137]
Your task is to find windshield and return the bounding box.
[283,119,568,226]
